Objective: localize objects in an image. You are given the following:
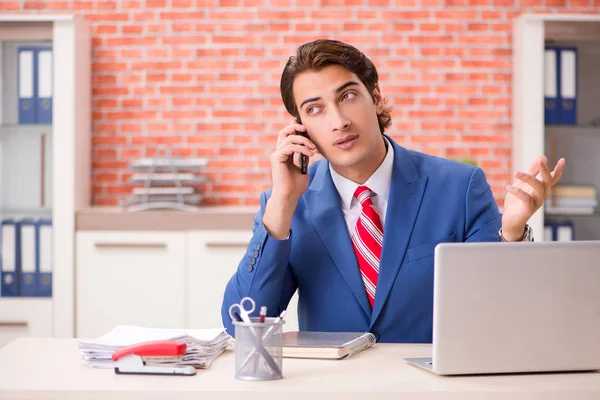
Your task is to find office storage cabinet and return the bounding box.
[75,229,299,338]
[0,14,91,345]
[186,230,253,330]
[76,231,187,338]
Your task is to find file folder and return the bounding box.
[1,220,21,296]
[18,47,36,124]
[559,47,577,125]
[544,46,560,125]
[36,48,53,124]
[19,219,37,297]
[37,219,52,297]
[556,220,574,242]
[543,222,554,242]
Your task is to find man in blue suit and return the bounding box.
[221,39,565,343]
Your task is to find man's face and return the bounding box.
[292,64,385,172]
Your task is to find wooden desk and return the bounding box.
[0,338,598,400]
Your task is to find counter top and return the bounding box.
[76,206,257,231]
[1,338,599,400]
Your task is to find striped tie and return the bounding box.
[351,185,383,309]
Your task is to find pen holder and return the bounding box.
[233,317,284,381]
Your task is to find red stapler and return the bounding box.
[111,340,196,376]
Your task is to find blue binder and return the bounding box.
[17,47,37,124]
[544,46,560,125]
[1,220,21,297]
[559,47,577,125]
[18,219,38,297]
[36,48,53,124]
[37,219,53,297]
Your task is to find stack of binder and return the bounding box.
[17,46,53,125]
[123,148,208,212]
[544,220,575,242]
[544,185,597,242]
[0,218,52,297]
[544,45,577,126]
[75,325,231,369]
[545,185,597,215]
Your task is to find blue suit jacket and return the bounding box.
[221,136,501,343]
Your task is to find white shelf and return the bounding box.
[0,15,91,339]
[0,208,52,219]
[546,126,600,136]
[0,14,76,22]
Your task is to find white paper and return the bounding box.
[20,225,36,273]
[75,325,230,369]
[76,325,228,347]
[18,50,33,98]
[38,50,53,98]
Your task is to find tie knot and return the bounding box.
[354,185,373,206]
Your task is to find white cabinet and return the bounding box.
[76,231,186,338]
[75,229,300,338]
[186,230,299,332]
[186,231,252,329]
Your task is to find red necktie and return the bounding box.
[351,186,383,309]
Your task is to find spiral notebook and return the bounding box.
[280,331,376,360]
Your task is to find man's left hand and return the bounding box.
[501,156,566,241]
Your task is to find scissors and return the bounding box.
[228,297,255,323]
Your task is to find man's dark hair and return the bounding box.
[280,39,392,134]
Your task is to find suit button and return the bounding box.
[247,264,254,272]
[255,243,261,251]
[254,251,259,258]
[250,257,256,265]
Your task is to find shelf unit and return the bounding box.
[513,14,600,241]
[0,14,91,340]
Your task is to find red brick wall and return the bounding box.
[3,3,599,207]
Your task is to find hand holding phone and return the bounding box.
[263,120,316,239]
[295,118,308,175]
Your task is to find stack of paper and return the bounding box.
[75,325,231,369]
[546,185,597,215]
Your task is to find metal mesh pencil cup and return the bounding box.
[233,317,285,381]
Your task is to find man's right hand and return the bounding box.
[262,122,317,240]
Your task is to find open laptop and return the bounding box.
[405,240,600,375]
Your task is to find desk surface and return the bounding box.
[0,338,599,400]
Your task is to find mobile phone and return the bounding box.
[295,118,308,175]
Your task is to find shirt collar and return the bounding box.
[329,136,394,210]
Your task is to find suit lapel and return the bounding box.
[370,139,428,327]
[305,162,372,319]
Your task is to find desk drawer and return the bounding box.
[0,298,52,347]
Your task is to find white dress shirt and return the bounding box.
[329,137,394,236]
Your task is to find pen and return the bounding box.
[259,306,267,323]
